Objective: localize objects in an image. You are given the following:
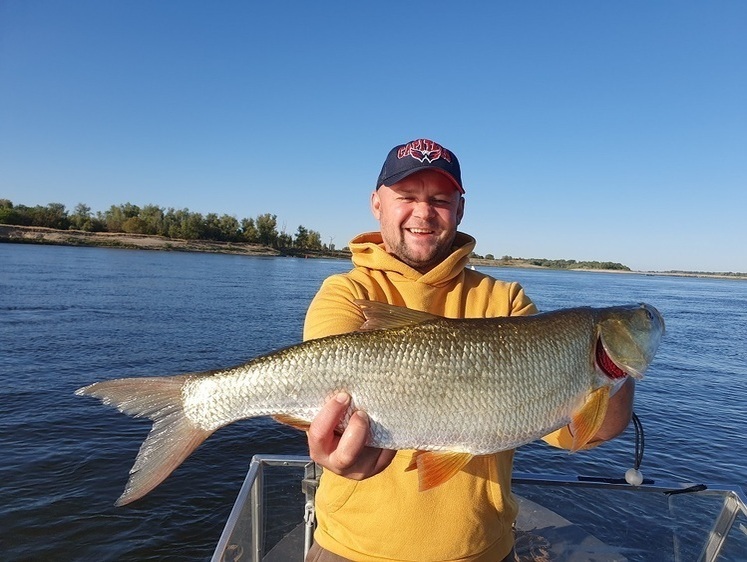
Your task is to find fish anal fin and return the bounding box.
[406,451,473,491]
[272,414,312,432]
[354,300,441,331]
[404,451,420,472]
[570,386,610,452]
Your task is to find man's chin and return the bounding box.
[399,249,444,272]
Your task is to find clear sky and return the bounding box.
[1,1,745,272]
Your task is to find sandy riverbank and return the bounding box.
[0,224,284,257]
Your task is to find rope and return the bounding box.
[632,411,644,470]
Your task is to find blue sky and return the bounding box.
[1,1,745,272]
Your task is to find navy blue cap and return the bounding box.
[376,139,464,193]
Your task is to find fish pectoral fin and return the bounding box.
[354,300,441,331]
[272,414,313,432]
[406,450,473,491]
[569,386,610,451]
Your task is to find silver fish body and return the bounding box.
[77,301,664,505]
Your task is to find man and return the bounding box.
[303,139,635,562]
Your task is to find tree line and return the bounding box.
[524,257,630,271]
[0,200,327,251]
[469,253,631,271]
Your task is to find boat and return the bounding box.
[211,454,747,562]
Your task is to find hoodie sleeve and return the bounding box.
[303,274,368,341]
[508,282,539,316]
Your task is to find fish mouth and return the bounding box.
[595,339,632,380]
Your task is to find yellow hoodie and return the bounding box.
[303,231,543,561]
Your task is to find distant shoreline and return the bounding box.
[469,257,746,280]
[0,224,349,260]
[2,224,744,280]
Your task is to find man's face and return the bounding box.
[371,169,465,273]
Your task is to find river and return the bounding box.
[1,243,745,561]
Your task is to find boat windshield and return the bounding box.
[212,455,747,562]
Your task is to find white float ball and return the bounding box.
[625,468,644,486]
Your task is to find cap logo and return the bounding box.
[397,139,452,164]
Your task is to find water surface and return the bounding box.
[1,244,745,560]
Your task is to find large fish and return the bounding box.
[77,301,664,505]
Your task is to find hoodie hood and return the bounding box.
[348,231,477,287]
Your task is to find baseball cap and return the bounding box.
[376,139,464,193]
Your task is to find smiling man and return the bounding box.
[371,168,464,273]
[302,139,635,562]
[371,141,465,273]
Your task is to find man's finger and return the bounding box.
[308,392,350,454]
[333,410,370,469]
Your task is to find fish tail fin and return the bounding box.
[76,376,213,506]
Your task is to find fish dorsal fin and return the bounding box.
[569,386,610,451]
[405,450,474,491]
[354,300,441,331]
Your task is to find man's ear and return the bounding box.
[456,196,465,225]
[370,190,382,220]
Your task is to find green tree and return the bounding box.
[70,203,92,230]
[240,217,258,243]
[218,214,240,242]
[35,203,69,229]
[140,204,165,235]
[203,213,223,241]
[0,200,26,225]
[71,203,91,226]
[102,205,124,232]
[294,225,309,248]
[103,204,138,232]
[256,213,278,246]
[122,216,148,234]
[306,229,322,250]
[162,207,182,238]
[276,231,292,248]
[181,211,205,240]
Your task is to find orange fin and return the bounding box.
[272,414,313,432]
[354,300,441,331]
[75,375,214,506]
[570,386,610,451]
[405,450,473,491]
[405,451,420,472]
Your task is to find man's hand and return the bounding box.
[307,392,396,480]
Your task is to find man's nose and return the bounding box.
[412,201,437,219]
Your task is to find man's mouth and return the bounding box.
[406,227,435,235]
